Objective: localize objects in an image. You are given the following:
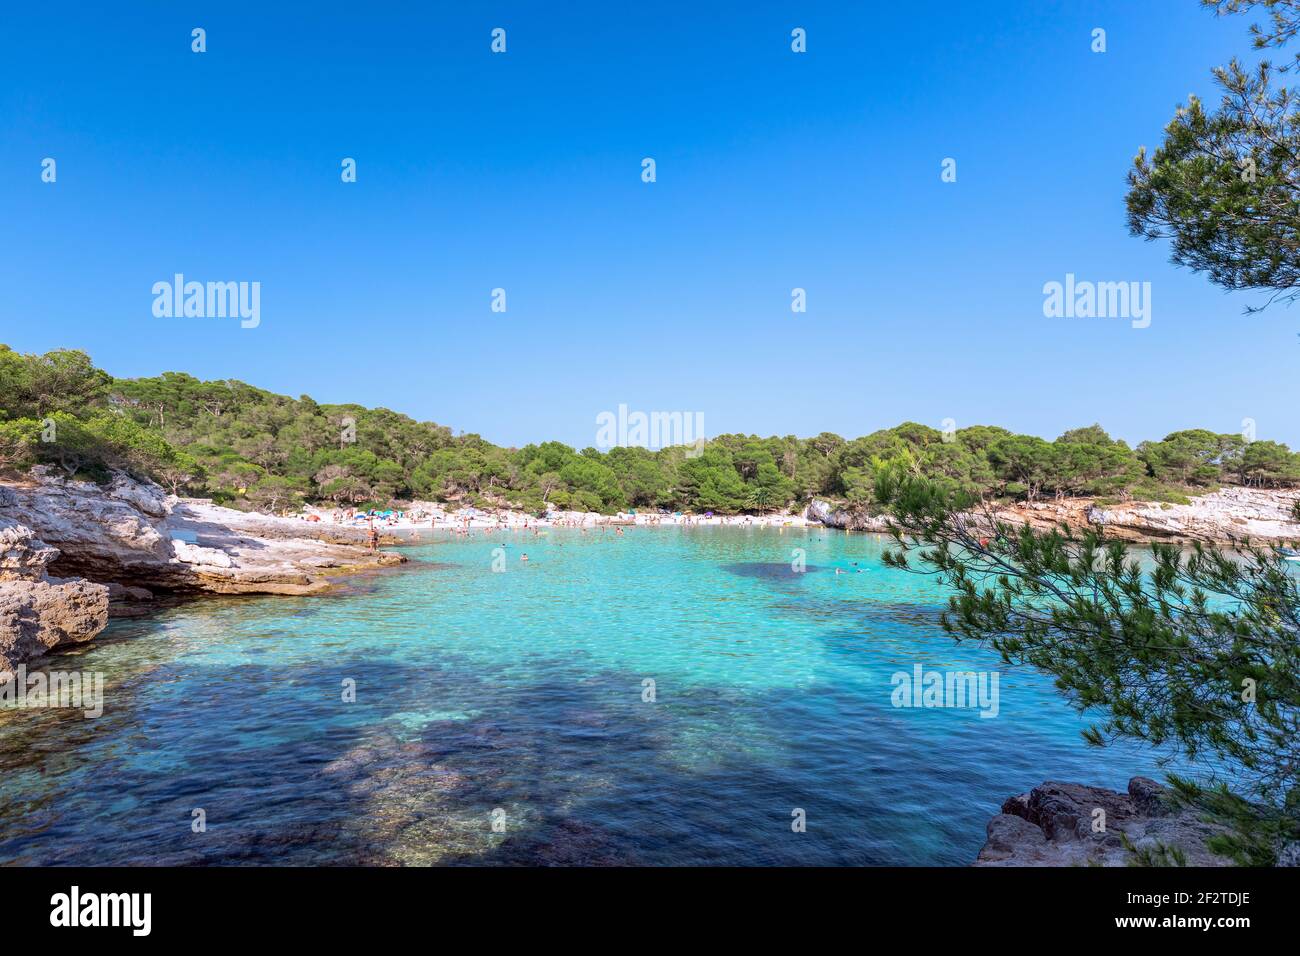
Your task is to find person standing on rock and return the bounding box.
[367,522,378,552]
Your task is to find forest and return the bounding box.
[4,344,1299,515]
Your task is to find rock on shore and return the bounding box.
[1,521,109,679]
[1081,487,1300,541]
[809,487,1300,543]
[0,468,403,594]
[0,468,405,672]
[803,499,891,532]
[974,777,1235,866]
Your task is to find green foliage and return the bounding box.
[877,470,1300,862]
[1128,1,1300,309]
[0,418,41,472]
[1138,429,1241,487]
[0,345,110,420]
[3,344,1300,516]
[29,411,190,484]
[1123,482,1195,506]
[1166,774,1294,865]
[1237,440,1300,486]
[1121,832,1190,867]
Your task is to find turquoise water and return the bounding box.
[0,528,1171,865]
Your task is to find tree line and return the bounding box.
[3,344,1298,514]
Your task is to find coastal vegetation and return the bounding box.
[879,467,1300,864]
[5,0,1299,873]
[1128,0,1300,312]
[3,344,1299,516]
[878,0,1300,865]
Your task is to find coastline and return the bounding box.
[7,469,1299,679]
[289,484,1300,544]
[6,471,1296,865]
[1,468,405,678]
[973,777,1239,867]
[809,486,1300,544]
[305,501,816,535]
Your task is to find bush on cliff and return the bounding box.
[0,418,40,473]
[0,345,110,419]
[26,412,198,486]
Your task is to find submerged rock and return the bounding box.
[974,777,1236,866]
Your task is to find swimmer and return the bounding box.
[521,553,529,562]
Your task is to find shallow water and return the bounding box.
[0,528,1172,865]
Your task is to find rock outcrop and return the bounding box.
[0,468,407,672]
[0,468,404,597]
[1078,487,1300,542]
[804,499,891,532]
[974,777,1236,866]
[808,488,1300,543]
[0,520,109,678]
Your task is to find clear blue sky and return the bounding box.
[2,1,1296,449]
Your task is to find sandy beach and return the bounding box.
[299,502,816,538]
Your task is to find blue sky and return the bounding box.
[2,1,1297,449]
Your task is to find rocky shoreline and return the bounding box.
[974,777,1238,866]
[7,474,1297,865]
[809,486,1300,544]
[1,468,404,677]
[814,487,1300,866]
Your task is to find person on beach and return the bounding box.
[367,526,379,551]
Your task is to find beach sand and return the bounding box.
[295,504,815,538]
